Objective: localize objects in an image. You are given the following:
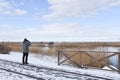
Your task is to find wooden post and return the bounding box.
[118,53,120,72]
[58,51,60,65]
[80,52,83,67]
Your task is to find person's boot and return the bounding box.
[25,61,29,64]
[22,60,25,64]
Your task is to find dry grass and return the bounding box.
[0,42,11,54]
[1,41,120,68]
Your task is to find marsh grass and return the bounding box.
[1,42,120,68]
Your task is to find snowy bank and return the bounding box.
[0,52,120,80]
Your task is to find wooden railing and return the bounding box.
[58,50,120,72]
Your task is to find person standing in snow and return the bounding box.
[22,38,31,64]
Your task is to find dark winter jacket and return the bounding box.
[23,40,31,53]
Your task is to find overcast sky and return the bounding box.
[0,0,120,42]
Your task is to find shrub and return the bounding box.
[0,43,11,54]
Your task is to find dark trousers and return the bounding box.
[22,52,29,64]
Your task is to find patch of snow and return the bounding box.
[0,52,120,80]
[103,65,118,70]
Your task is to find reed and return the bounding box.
[1,41,120,68]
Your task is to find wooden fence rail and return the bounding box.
[58,50,120,72]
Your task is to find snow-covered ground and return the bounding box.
[0,52,120,80]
